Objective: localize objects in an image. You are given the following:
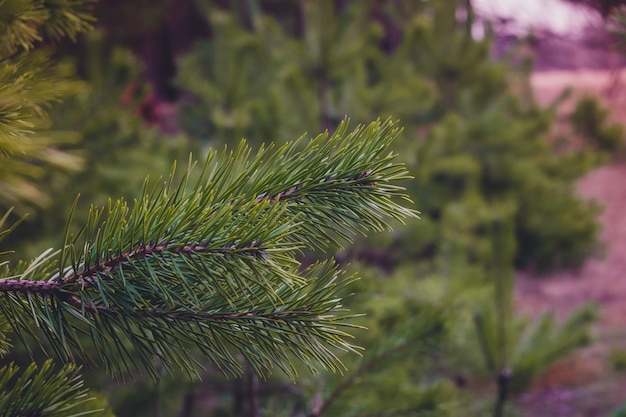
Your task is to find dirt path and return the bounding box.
[516,163,626,324]
[514,70,626,416]
[519,69,626,323]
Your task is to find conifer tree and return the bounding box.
[0,2,417,415]
[168,1,601,414]
[0,118,415,415]
[1,1,610,415]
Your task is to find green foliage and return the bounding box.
[176,0,435,145]
[177,0,602,272]
[3,43,191,261]
[488,304,595,394]
[0,119,415,384]
[176,10,288,145]
[0,360,100,417]
[402,106,600,272]
[610,404,626,417]
[439,215,595,409]
[0,51,86,214]
[47,45,180,205]
[0,0,609,416]
[0,0,92,215]
[516,183,601,269]
[0,0,93,56]
[570,95,625,155]
[391,28,600,271]
[0,2,118,415]
[165,1,604,415]
[609,347,626,371]
[314,266,458,417]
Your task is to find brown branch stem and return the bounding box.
[493,368,512,417]
[0,171,374,301]
[0,276,323,324]
[0,241,264,298]
[61,241,264,288]
[0,278,59,294]
[256,171,374,204]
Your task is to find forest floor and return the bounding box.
[516,69,626,417]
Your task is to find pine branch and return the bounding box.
[0,119,416,380]
[0,360,99,417]
[0,0,94,59]
[0,1,92,214]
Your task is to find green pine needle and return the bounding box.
[0,118,417,380]
[0,360,100,417]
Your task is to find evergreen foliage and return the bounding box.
[0,118,416,413]
[0,0,92,215]
[294,265,457,417]
[176,0,602,272]
[0,360,93,417]
[0,2,105,415]
[375,6,602,272]
[0,0,611,416]
[3,42,191,261]
[0,119,415,381]
[570,95,625,155]
[176,0,435,146]
[0,1,413,415]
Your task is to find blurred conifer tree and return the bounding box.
[0,1,611,416]
[0,2,417,416]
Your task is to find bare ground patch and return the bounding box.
[514,69,626,416]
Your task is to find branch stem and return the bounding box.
[0,278,59,294]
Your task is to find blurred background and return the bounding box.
[4,0,626,416]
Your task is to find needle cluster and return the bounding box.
[0,119,416,381]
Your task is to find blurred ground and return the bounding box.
[515,69,626,417]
